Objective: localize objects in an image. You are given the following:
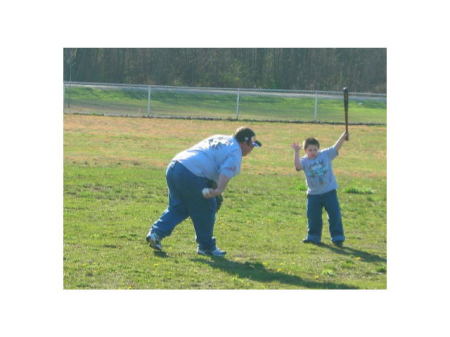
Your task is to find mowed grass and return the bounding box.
[65,86,386,123]
[64,114,386,289]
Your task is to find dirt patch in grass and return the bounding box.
[64,114,386,175]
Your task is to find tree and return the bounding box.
[63,48,386,93]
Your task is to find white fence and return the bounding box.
[63,81,386,124]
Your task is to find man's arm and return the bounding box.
[204,174,231,198]
[292,143,303,171]
[333,131,349,152]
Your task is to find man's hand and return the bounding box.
[204,179,224,199]
[202,182,224,212]
[202,188,221,199]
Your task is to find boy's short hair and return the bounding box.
[303,137,320,150]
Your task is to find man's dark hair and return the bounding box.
[303,137,320,150]
[233,127,256,145]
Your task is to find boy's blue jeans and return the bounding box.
[306,189,345,243]
[149,161,218,251]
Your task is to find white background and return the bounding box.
[1,0,449,336]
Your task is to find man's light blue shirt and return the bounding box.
[173,135,242,182]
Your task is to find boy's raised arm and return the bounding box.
[292,142,303,171]
[333,131,349,152]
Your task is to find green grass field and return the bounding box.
[65,86,387,123]
[64,114,386,289]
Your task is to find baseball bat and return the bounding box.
[343,87,349,140]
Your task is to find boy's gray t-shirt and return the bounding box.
[173,135,242,182]
[300,146,338,195]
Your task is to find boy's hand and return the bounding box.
[291,142,301,152]
[292,142,303,171]
[334,131,348,152]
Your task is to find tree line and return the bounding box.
[64,48,386,93]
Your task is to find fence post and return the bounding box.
[314,91,318,121]
[235,88,240,120]
[64,83,68,110]
[67,63,72,109]
[147,85,152,116]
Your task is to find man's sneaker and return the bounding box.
[332,240,344,247]
[146,232,162,251]
[197,247,227,257]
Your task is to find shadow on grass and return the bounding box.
[153,250,169,258]
[192,257,357,289]
[320,244,386,263]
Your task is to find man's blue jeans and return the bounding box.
[149,161,218,250]
[306,189,345,243]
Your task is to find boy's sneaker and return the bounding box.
[303,239,322,245]
[146,232,162,251]
[332,240,344,247]
[197,247,227,257]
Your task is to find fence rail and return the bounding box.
[63,81,386,125]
